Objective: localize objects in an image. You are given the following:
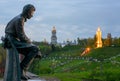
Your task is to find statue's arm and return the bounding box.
[16,18,31,43]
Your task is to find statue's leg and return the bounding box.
[17,46,38,79]
[17,46,38,69]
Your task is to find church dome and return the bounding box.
[52,26,56,32]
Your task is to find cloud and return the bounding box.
[24,23,52,42]
[0,0,120,43]
[33,16,44,22]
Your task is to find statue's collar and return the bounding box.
[20,13,27,22]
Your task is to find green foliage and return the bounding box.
[39,43,52,55]
[29,46,120,81]
[0,46,6,77]
[0,47,6,63]
[39,67,52,74]
[112,37,120,46]
[51,44,62,52]
[63,45,81,50]
[49,45,83,57]
[87,46,120,59]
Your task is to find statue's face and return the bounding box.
[27,9,35,19]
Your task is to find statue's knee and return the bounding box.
[31,46,39,54]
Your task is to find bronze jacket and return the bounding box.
[5,14,30,43]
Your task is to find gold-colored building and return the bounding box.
[96,27,102,48]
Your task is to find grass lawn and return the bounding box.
[40,72,91,81]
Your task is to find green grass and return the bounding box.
[39,65,120,81]
[29,46,120,81]
[87,46,120,59]
[40,72,91,81]
[49,45,83,57]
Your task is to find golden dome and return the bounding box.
[52,26,56,32]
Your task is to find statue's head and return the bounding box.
[22,4,35,19]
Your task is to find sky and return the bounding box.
[0,0,120,43]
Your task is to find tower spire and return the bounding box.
[51,26,57,45]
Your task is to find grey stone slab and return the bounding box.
[28,80,45,81]
[21,78,46,81]
[1,72,46,81]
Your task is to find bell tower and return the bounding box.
[51,26,57,45]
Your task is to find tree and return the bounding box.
[94,35,97,47]
[104,33,112,46]
[77,37,80,45]
[112,37,120,46]
[87,37,94,47]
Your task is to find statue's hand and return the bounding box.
[35,51,42,59]
[27,39,32,44]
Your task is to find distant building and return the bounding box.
[60,39,77,47]
[43,38,48,44]
[51,26,57,45]
[96,27,102,48]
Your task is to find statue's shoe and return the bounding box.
[35,51,42,59]
[26,75,31,79]
[21,75,28,80]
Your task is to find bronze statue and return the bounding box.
[2,4,41,81]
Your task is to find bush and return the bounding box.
[39,67,52,74]
[39,44,52,55]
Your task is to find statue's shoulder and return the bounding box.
[16,14,26,23]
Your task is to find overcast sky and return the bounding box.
[0,0,120,43]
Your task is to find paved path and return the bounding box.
[0,72,60,81]
[0,79,45,81]
[0,72,46,81]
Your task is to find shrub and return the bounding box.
[39,67,52,74]
[39,44,52,55]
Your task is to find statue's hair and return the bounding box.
[22,4,35,15]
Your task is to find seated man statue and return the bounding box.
[4,4,41,80]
